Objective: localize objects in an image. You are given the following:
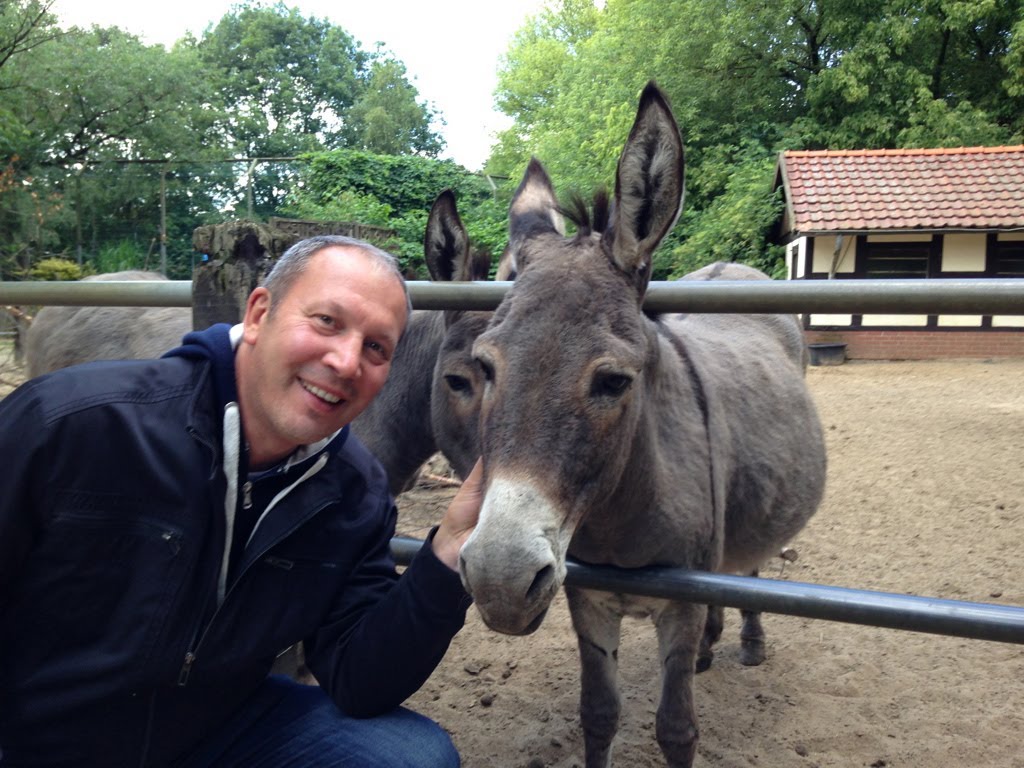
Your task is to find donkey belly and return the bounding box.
[719,442,826,574]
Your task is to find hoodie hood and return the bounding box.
[163,323,239,411]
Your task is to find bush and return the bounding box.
[93,240,146,274]
[29,258,86,281]
[286,148,515,279]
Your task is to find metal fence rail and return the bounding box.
[0,280,193,307]
[2,277,1024,314]
[391,537,1024,645]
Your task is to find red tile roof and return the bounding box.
[774,146,1024,234]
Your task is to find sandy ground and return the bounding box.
[397,359,1024,768]
[3,344,1022,767]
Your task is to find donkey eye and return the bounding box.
[591,371,633,398]
[444,374,473,394]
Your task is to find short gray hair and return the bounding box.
[262,235,412,319]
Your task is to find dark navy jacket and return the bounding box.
[0,324,470,767]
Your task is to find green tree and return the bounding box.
[0,0,58,150]
[194,2,364,156]
[348,57,444,157]
[286,148,506,276]
[490,0,1024,276]
[193,2,444,216]
[0,14,222,278]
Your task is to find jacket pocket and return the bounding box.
[8,493,189,691]
[207,546,354,665]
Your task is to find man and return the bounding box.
[0,236,483,767]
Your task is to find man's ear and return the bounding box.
[242,287,272,344]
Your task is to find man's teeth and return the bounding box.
[302,381,341,404]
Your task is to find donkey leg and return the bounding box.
[696,604,724,673]
[566,586,624,768]
[653,600,707,768]
[739,569,767,666]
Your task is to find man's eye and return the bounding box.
[365,340,389,360]
[317,315,334,326]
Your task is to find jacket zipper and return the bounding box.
[137,689,159,768]
[177,425,220,687]
[175,502,328,687]
[177,651,197,686]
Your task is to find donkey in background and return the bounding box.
[456,83,827,767]
[23,271,193,379]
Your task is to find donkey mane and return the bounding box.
[560,188,611,239]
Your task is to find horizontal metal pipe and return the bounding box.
[641,278,1024,315]
[3,278,1023,314]
[406,278,1024,314]
[0,280,193,307]
[390,536,1024,645]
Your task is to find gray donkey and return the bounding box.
[23,271,193,379]
[456,83,827,767]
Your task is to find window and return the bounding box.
[863,242,931,278]
[991,240,1024,277]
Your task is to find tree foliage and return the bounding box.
[0,17,220,277]
[4,0,1023,284]
[193,2,365,158]
[285,149,505,275]
[184,2,445,217]
[491,0,1024,277]
[347,57,444,157]
[0,0,451,279]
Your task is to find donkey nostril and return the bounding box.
[525,564,555,602]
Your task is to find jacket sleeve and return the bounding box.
[0,380,47,609]
[303,491,472,717]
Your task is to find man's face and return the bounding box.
[238,246,408,468]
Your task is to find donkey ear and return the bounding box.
[425,190,472,282]
[605,82,684,294]
[506,158,562,274]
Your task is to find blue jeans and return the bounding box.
[176,676,459,768]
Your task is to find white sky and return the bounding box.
[50,0,550,171]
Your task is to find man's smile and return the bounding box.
[300,379,343,404]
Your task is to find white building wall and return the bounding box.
[796,231,1020,330]
[811,235,856,274]
[942,233,986,271]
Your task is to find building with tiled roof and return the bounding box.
[776,146,1024,235]
[771,146,1024,360]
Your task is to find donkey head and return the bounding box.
[425,190,499,480]
[458,83,685,635]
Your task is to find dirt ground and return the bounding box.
[2,344,1022,767]
[397,358,1024,768]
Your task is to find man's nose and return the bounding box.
[323,334,362,378]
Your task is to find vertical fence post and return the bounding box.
[190,220,297,329]
[160,167,168,276]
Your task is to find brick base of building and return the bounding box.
[804,329,1024,360]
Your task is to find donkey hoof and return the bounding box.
[695,653,714,673]
[739,639,766,667]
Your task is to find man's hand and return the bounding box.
[431,459,484,571]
